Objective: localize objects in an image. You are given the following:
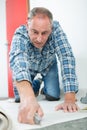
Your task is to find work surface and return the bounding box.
[0,89,87,130]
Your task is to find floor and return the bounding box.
[0,89,87,130]
[36,117,87,130]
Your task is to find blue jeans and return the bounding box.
[32,59,60,100]
[42,61,60,100]
[14,59,60,102]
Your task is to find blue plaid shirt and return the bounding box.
[9,21,78,93]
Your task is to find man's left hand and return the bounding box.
[55,92,79,112]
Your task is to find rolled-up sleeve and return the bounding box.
[9,26,32,83]
[53,21,79,93]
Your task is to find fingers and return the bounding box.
[55,104,63,111]
[18,114,33,124]
[18,103,44,124]
[63,103,78,112]
[55,102,79,112]
[18,109,37,124]
[27,106,44,124]
[37,106,44,117]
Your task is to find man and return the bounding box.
[9,7,79,124]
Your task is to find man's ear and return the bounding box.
[26,21,30,31]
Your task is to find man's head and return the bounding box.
[27,7,53,48]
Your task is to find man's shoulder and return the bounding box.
[52,20,61,33]
[53,20,60,27]
[14,25,28,37]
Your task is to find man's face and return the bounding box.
[27,15,52,48]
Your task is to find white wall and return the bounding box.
[0,0,8,97]
[30,0,87,89]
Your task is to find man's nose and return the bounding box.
[37,34,42,42]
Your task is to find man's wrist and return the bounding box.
[64,92,76,103]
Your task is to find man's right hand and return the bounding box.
[14,80,44,124]
[18,96,43,124]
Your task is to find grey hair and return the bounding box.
[28,7,53,25]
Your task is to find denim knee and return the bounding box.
[45,94,60,101]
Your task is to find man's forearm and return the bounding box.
[14,80,35,102]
